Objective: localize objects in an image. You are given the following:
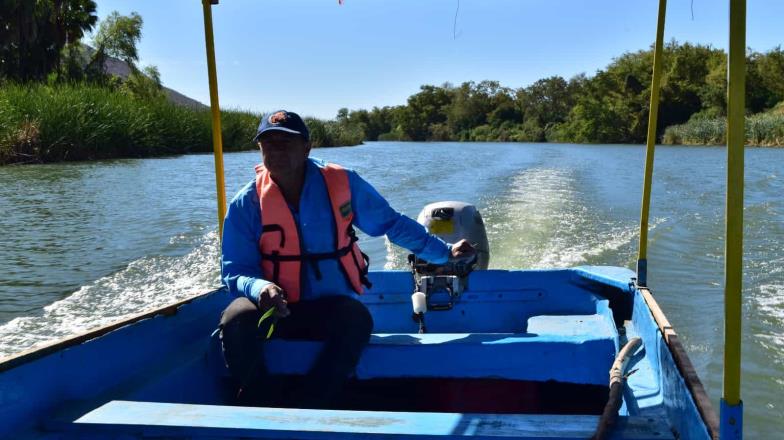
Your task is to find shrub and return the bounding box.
[0,83,265,164]
[663,111,784,146]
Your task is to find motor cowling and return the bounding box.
[416,201,489,269]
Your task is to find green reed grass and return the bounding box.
[0,83,258,164]
[663,111,784,147]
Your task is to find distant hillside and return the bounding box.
[83,45,207,110]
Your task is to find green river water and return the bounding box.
[0,142,782,436]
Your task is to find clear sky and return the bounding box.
[92,0,784,119]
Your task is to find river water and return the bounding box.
[0,142,782,435]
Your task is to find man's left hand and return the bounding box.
[450,239,476,259]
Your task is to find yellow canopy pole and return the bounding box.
[636,0,667,287]
[720,0,746,438]
[201,0,227,239]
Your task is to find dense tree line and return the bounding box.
[331,42,784,145]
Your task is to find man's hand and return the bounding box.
[258,283,291,318]
[450,239,476,259]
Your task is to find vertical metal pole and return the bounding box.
[721,0,745,438]
[637,0,667,287]
[202,0,227,239]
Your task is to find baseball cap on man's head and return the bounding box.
[253,110,310,143]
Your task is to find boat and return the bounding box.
[0,263,716,439]
[0,0,749,438]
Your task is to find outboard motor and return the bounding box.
[408,202,489,320]
[417,201,489,269]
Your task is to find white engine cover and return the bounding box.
[416,201,490,269]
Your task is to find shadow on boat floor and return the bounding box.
[233,375,609,414]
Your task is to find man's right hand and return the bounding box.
[258,284,291,318]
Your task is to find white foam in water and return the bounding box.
[481,167,659,269]
[0,231,222,358]
[384,237,405,270]
[536,223,641,268]
[380,167,661,272]
[754,280,784,353]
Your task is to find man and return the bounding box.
[220,110,474,408]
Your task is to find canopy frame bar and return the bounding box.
[202,0,227,238]
[636,0,667,287]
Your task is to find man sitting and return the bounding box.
[219,110,474,407]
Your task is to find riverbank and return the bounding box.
[0,83,363,165]
[3,81,783,167]
[663,105,784,147]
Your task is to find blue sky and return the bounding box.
[92,0,784,119]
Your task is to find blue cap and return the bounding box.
[253,110,310,142]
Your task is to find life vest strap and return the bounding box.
[261,224,286,247]
[261,243,355,262]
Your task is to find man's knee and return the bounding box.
[220,297,260,330]
[353,299,374,337]
[219,297,262,377]
[219,297,261,355]
[332,297,374,341]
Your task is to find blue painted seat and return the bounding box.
[65,400,674,439]
[259,313,617,385]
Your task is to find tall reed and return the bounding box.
[663,112,784,146]
[0,83,258,164]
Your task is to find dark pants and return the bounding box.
[219,295,373,408]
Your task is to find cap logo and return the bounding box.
[268,111,288,124]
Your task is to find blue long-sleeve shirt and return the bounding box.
[221,157,450,303]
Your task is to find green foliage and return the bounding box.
[663,107,784,146]
[5,27,784,161]
[662,118,725,145]
[0,0,98,81]
[0,6,366,165]
[0,83,258,164]
[339,41,783,146]
[92,11,143,70]
[747,112,784,145]
[345,106,394,141]
[306,114,364,148]
[122,66,164,100]
[516,75,579,141]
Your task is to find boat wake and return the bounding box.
[482,167,661,269]
[0,231,221,358]
[754,274,784,356]
[383,166,663,271]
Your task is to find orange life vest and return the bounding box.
[255,162,371,302]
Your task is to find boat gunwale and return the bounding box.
[0,270,720,440]
[638,286,719,439]
[0,288,220,373]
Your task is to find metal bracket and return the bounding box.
[418,275,463,311]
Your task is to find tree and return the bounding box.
[746,47,784,112]
[516,76,579,141]
[397,84,453,141]
[52,0,98,47]
[350,107,394,141]
[446,81,507,140]
[123,65,164,99]
[92,11,143,71]
[0,0,97,81]
[757,47,784,103]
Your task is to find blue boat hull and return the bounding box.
[0,267,717,439]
